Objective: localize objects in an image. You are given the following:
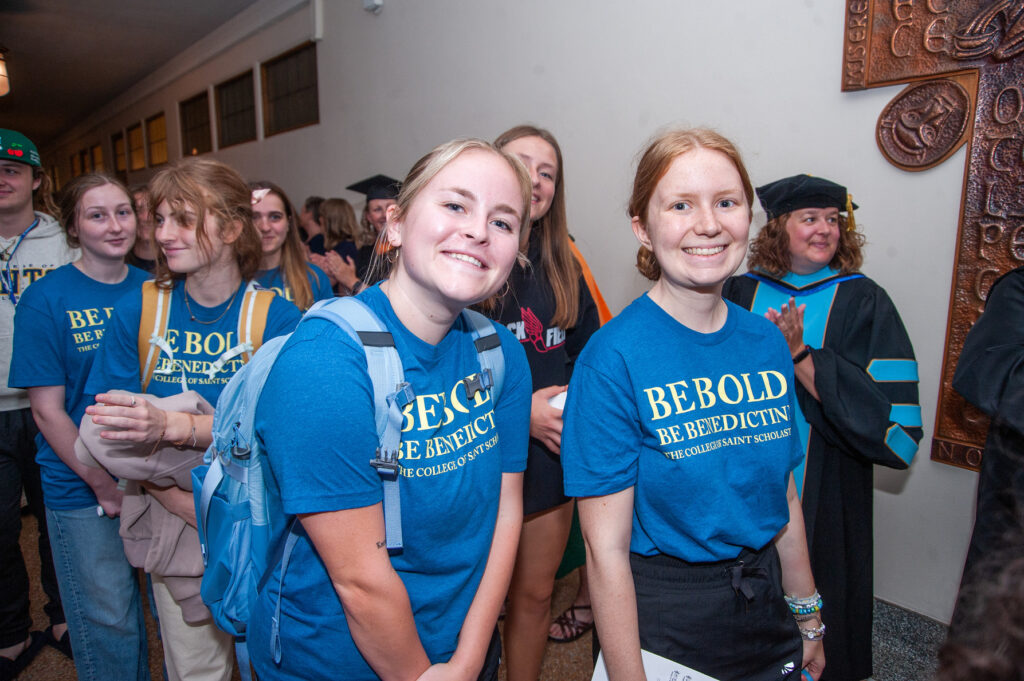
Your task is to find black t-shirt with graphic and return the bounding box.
[492,230,600,512]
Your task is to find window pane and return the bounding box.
[262,42,319,136]
[112,132,126,172]
[216,72,256,148]
[180,91,212,156]
[128,124,145,171]
[91,144,103,172]
[147,113,167,166]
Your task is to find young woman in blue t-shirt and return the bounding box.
[250,181,333,310]
[561,129,825,681]
[84,159,300,681]
[10,173,151,680]
[250,139,534,681]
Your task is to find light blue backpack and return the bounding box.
[191,296,505,678]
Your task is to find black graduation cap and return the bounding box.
[756,174,858,220]
[346,174,401,202]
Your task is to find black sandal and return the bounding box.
[0,631,46,681]
[548,604,594,643]
[44,625,73,660]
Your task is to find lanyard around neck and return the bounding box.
[2,217,42,306]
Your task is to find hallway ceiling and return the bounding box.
[0,0,262,148]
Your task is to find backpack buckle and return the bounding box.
[393,382,415,407]
[462,369,493,400]
[371,448,400,476]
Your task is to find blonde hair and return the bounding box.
[495,125,581,329]
[629,128,754,281]
[368,139,531,293]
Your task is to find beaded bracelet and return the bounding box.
[785,591,823,615]
[800,623,826,641]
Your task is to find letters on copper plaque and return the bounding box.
[841,0,1024,471]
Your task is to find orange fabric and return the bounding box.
[569,239,612,325]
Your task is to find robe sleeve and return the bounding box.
[953,268,1024,429]
[799,281,922,469]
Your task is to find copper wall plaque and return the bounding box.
[877,79,971,169]
[841,0,1024,471]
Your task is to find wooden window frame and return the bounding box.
[127,123,145,171]
[215,70,257,149]
[261,42,320,137]
[146,112,168,167]
[179,91,212,157]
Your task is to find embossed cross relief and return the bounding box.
[842,0,1024,471]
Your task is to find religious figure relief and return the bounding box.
[841,0,1024,471]
[877,80,971,168]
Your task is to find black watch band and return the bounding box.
[792,345,812,364]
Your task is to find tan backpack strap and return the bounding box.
[237,285,275,361]
[138,281,171,392]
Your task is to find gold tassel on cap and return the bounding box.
[846,193,856,232]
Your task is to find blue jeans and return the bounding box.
[46,506,150,681]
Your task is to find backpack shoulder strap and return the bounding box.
[461,308,505,404]
[139,281,172,392]
[305,297,413,551]
[237,283,275,360]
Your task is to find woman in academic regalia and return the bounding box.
[315,175,401,294]
[723,174,922,681]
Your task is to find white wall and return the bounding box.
[44,0,978,623]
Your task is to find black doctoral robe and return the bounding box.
[950,267,1024,630]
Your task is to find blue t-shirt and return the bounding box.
[561,294,803,563]
[250,285,531,681]
[85,279,300,405]
[9,263,150,510]
[255,264,333,310]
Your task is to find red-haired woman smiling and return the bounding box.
[562,130,824,681]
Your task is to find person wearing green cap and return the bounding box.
[724,174,921,681]
[0,128,76,678]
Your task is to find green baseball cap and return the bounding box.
[0,129,42,167]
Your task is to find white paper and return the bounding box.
[547,390,567,410]
[591,649,720,681]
